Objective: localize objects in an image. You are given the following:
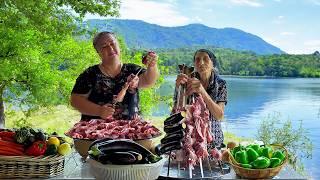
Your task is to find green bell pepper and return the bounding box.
[272,150,285,161]
[261,146,273,158]
[232,145,245,157]
[251,156,271,169]
[246,147,259,163]
[269,157,282,168]
[250,144,262,155]
[241,163,252,169]
[235,150,249,164]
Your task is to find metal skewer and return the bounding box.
[199,158,204,178]
[206,157,214,177]
[167,151,172,177]
[189,164,192,179]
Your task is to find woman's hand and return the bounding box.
[185,77,206,96]
[175,73,188,87]
[146,52,158,68]
[99,104,115,119]
[127,74,139,90]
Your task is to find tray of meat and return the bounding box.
[65,118,162,158]
[65,118,161,141]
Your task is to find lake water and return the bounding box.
[152,75,320,179]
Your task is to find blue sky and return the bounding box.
[85,0,320,54]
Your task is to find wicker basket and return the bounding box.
[0,155,65,178]
[228,144,288,179]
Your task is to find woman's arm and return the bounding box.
[186,77,225,120]
[70,93,114,119]
[138,54,159,88]
[200,91,225,120]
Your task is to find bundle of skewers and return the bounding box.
[112,51,156,119]
[160,64,224,179]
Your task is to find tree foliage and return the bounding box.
[0,0,120,125]
[256,113,313,175]
[157,46,320,77]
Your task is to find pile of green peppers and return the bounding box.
[231,144,286,169]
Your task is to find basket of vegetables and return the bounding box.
[87,138,165,180]
[0,128,72,178]
[227,143,288,179]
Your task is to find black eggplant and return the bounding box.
[160,142,183,154]
[162,132,184,140]
[128,151,143,161]
[161,135,183,145]
[163,123,186,134]
[95,139,153,157]
[164,129,185,137]
[98,152,136,165]
[164,112,185,126]
[89,139,160,164]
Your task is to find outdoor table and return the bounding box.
[54,152,306,179]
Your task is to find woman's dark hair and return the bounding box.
[93,31,116,51]
[193,49,218,67]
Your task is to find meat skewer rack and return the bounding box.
[159,64,230,179]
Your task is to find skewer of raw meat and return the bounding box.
[112,58,146,105]
[114,50,156,104]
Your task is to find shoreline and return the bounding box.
[165,74,320,79]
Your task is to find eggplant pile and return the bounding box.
[88,139,162,165]
[160,112,185,154]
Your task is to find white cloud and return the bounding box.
[262,37,281,47]
[230,0,263,7]
[304,40,320,46]
[272,15,285,24]
[191,16,203,23]
[280,32,296,36]
[309,0,320,5]
[84,0,190,27]
[118,0,190,26]
[280,40,320,54]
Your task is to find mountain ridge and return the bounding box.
[84,19,285,55]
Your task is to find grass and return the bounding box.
[5,106,251,145]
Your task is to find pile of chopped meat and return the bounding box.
[66,118,161,140]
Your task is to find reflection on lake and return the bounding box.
[152,76,320,179]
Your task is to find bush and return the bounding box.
[256,113,312,175]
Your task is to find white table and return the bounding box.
[54,152,306,179]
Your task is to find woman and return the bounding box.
[70,31,159,120]
[174,49,227,149]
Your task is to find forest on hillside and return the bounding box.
[150,46,320,77]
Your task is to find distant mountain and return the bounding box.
[84,19,284,55]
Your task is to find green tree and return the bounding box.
[256,113,313,175]
[0,0,120,126]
